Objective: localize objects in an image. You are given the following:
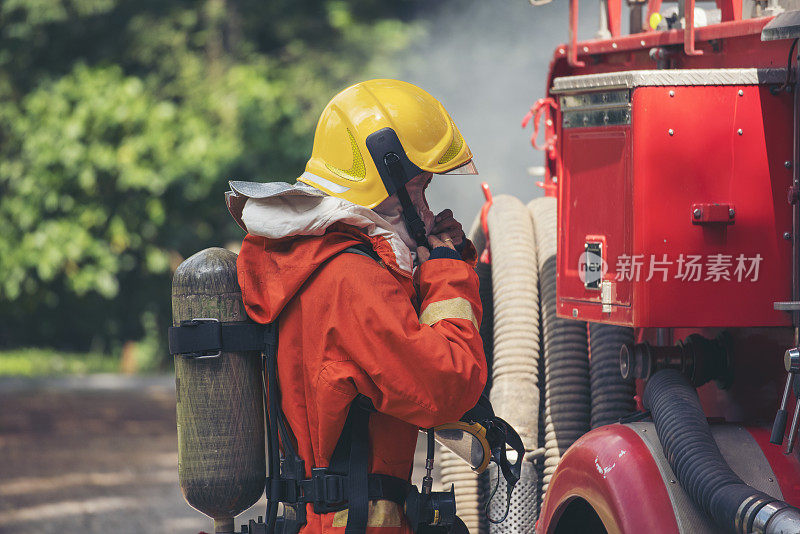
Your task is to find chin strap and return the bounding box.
[384,153,430,249]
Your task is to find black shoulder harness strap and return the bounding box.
[343,243,382,263]
[169,246,410,534]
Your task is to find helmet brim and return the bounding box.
[439,160,478,175]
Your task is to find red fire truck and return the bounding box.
[474,1,800,532]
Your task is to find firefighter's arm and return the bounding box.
[319,253,487,429]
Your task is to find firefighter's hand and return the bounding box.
[417,211,463,263]
[432,209,465,248]
[417,234,456,264]
[429,234,456,250]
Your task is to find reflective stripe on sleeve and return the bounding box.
[418,297,478,330]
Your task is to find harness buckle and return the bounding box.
[308,468,346,513]
[176,318,222,359]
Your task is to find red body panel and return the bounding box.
[560,127,633,315]
[550,19,784,77]
[538,425,679,534]
[542,17,791,201]
[558,83,793,327]
[748,426,800,507]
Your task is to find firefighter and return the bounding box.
[231,79,487,533]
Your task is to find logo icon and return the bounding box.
[579,245,607,289]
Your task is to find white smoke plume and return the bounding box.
[395,0,603,224]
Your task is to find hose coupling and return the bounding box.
[754,500,800,534]
[620,332,733,388]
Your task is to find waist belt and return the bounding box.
[271,470,411,514]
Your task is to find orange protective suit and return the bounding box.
[237,219,487,533]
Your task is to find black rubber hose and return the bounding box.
[643,369,796,533]
[589,323,636,428]
[476,260,494,395]
[475,260,494,533]
[540,254,591,493]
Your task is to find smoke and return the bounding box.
[394,0,602,225]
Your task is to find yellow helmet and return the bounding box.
[298,79,476,209]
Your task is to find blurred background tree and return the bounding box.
[0,0,424,366]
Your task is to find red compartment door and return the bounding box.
[558,126,634,325]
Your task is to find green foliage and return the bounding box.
[0,0,424,356]
[0,347,121,376]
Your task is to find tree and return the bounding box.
[0,0,424,356]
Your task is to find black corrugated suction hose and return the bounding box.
[643,369,800,534]
[539,254,591,494]
[527,197,590,495]
[588,323,636,428]
[476,260,494,395]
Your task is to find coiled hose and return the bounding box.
[643,370,800,534]
[487,195,541,452]
[442,199,539,532]
[588,323,635,428]
[528,197,590,495]
[480,195,541,533]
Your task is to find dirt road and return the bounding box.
[0,375,267,534]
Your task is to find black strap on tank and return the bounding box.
[263,322,284,533]
[168,319,269,358]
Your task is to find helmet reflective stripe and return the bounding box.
[324,129,366,182]
[437,126,464,165]
[299,171,351,194]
